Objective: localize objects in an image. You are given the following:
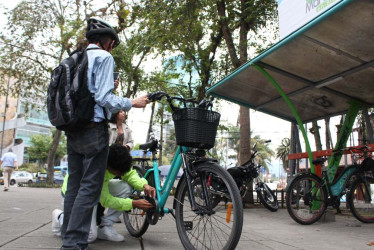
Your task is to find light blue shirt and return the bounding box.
[86,44,132,122]
[1,152,17,167]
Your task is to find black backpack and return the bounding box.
[47,48,99,132]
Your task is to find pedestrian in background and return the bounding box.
[1,149,18,191]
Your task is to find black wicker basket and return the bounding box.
[172,108,220,149]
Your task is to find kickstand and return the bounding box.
[169,209,176,220]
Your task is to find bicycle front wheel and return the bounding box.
[348,176,374,223]
[123,172,154,237]
[175,162,243,250]
[286,173,327,225]
[257,183,278,212]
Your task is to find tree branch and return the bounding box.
[216,0,240,68]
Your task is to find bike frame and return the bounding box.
[143,146,188,214]
[326,166,357,197]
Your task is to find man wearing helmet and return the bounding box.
[60,18,150,250]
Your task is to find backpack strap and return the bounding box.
[86,47,100,52]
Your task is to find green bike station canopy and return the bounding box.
[207,0,374,181]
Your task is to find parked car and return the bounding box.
[54,166,68,175]
[35,172,65,184]
[35,172,47,183]
[53,172,65,184]
[5,171,34,185]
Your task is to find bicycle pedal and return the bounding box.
[184,221,193,231]
[144,196,156,207]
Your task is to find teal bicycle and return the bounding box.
[123,92,243,249]
[286,146,374,225]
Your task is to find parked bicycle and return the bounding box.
[226,140,279,211]
[132,157,152,176]
[286,146,374,225]
[123,91,243,250]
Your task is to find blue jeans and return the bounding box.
[61,123,109,250]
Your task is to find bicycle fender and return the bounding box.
[173,160,220,210]
[192,158,218,165]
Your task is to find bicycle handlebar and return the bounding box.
[147,91,214,111]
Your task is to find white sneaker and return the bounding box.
[88,225,97,243]
[97,225,125,242]
[52,209,63,237]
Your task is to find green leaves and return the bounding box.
[276,138,290,171]
[28,131,66,164]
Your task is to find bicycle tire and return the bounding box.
[286,173,328,225]
[348,176,374,223]
[174,162,243,250]
[123,172,154,237]
[257,183,278,212]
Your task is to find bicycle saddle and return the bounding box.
[139,139,158,151]
[312,158,327,165]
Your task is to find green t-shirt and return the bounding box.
[61,168,147,211]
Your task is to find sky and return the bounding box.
[0,0,358,178]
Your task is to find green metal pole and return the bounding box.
[326,100,362,183]
[253,64,315,172]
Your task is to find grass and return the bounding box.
[18,182,62,188]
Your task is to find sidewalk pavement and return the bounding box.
[0,186,373,249]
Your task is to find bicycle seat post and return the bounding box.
[312,158,327,178]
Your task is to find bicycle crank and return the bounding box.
[145,196,159,225]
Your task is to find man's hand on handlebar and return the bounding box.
[148,91,168,102]
[132,95,150,108]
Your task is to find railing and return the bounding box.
[252,189,286,208]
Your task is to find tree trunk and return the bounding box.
[216,0,252,205]
[325,118,332,149]
[336,115,344,139]
[310,121,322,150]
[238,106,251,164]
[158,105,164,166]
[360,112,367,144]
[147,102,156,141]
[47,130,62,184]
[289,123,297,176]
[239,106,253,204]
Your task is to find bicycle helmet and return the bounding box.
[86,18,120,48]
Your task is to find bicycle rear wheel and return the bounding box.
[286,173,327,225]
[348,176,374,223]
[123,172,154,237]
[174,162,243,250]
[257,183,278,212]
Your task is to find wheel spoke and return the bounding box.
[175,164,243,249]
[123,174,152,237]
[286,174,326,225]
[349,177,374,222]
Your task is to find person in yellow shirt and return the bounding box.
[52,143,155,243]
